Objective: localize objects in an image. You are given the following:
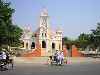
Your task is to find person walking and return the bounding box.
[54,50,58,62]
[0,51,2,60]
[1,51,7,66]
[2,51,7,60]
[57,51,64,65]
[60,51,64,64]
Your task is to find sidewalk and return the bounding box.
[67,57,100,64]
[13,57,100,64]
[13,57,48,64]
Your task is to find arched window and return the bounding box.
[42,33,43,37]
[52,43,55,49]
[45,33,47,37]
[21,41,24,47]
[59,44,61,50]
[42,41,46,48]
[26,43,28,49]
[34,34,37,37]
[31,42,35,49]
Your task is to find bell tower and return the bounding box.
[40,8,49,28]
[55,28,62,51]
[39,8,51,55]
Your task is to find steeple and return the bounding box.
[39,8,49,28]
[40,8,48,16]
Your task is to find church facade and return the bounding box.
[20,9,62,56]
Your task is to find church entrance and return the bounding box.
[42,41,46,48]
[26,43,28,49]
[52,43,55,49]
[52,43,55,55]
[21,41,24,48]
[59,44,61,50]
[31,42,35,49]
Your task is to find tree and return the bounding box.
[0,0,22,49]
[62,37,76,50]
[91,23,100,48]
[77,33,90,49]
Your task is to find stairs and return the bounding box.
[22,42,41,57]
[23,49,41,57]
[22,43,46,57]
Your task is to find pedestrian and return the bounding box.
[2,51,7,60]
[54,50,58,62]
[48,56,52,64]
[1,51,7,66]
[0,51,2,60]
[57,51,64,65]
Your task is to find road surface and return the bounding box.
[0,61,100,75]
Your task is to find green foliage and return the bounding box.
[0,0,22,48]
[62,37,78,50]
[76,23,100,49]
[77,33,90,49]
[62,23,100,51]
[90,23,100,48]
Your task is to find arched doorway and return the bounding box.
[52,43,55,49]
[31,42,35,49]
[42,41,46,48]
[26,43,28,49]
[59,44,61,50]
[21,41,24,48]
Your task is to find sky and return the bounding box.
[7,0,100,39]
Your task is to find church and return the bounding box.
[20,9,62,56]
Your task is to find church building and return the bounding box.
[20,8,62,56]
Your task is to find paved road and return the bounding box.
[0,62,100,75]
